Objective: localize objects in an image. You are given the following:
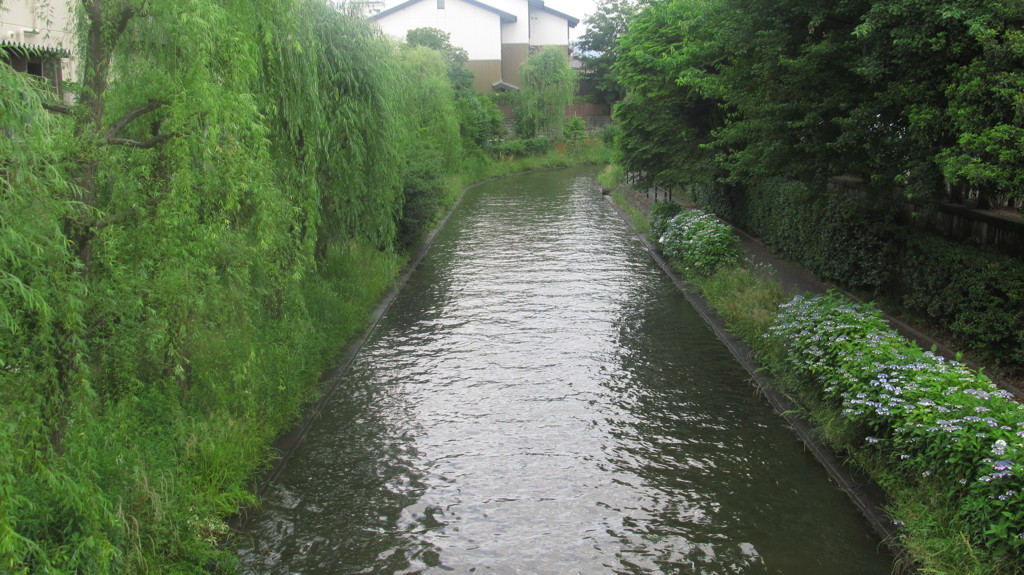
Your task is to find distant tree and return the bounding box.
[406,27,474,94]
[515,46,578,138]
[575,0,637,105]
[393,46,462,248]
[404,27,503,147]
[563,115,587,149]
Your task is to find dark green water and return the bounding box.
[235,167,893,574]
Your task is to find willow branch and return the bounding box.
[107,133,172,149]
[104,99,166,141]
[42,101,74,115]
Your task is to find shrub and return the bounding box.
[900,234,1024,368]
[768,293,1024,563]
[657,209,741,277]
[488,137,552,159]
[563,115,587,149]
[458,93,504,146]
[648,201,683,241]
[396,164,446,250]
[600,122,619,146]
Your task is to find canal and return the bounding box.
[235,166,893,574]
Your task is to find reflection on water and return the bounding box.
[235,167,893,574]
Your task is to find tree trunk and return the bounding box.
[49,0,135,452]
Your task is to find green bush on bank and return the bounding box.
[767,293,1024,571]
[654,206,741,277]
[488,137,553,159]
[899,234,1024,368]
[647,201,683,241]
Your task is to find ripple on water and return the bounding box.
[236,168,893,575]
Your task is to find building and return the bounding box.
[1,39,66,95]
[370,0,578,92]
[1,0,75,96]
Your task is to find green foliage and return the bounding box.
[391,44,463,249]
[513,47,578,138]
[899,235,1024,367]
[405,27,474,94]
[646,201,683,241]
[563,116,587,149]
[768,293,1024,569]
[488,137,553,159]
[612,0,724,189]
[655,209,741,277]
[258,0,404,254]
[614,0,1024,202]
[596,163,625,190]
[852,0,1024,201]
[457,93,505,146]
[0,0,468,571]
[575,0,637,104]
[730,180,904,293]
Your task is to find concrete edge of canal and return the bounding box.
[604,189,919,573]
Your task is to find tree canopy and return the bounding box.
[613,0,1024,205]
[575,0,637,104]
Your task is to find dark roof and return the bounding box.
[0,39,69,58]
[492,80,520,91]
[371,0,517,23]
[527,0,579,27]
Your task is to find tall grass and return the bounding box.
[694,264,785,343]
[597,163,625,190]
[610,189,649,234]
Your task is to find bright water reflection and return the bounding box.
[235,167,893,574]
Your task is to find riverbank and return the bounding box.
[609,182,1024,575]
[614,185,1023,400]
[605,185,910,568]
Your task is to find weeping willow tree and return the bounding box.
[392,44,464,248]
[0,0,444,571]
[256,0,405,258]
[514,46,579,138]
[0,58,120,574]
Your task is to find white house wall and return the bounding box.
[375,0,503,60]
[485,0,529,44]
[529,8,569,47]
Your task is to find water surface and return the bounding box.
[236,167,892,574]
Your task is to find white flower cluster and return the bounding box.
[657,210,740,276]
[768,293,1024,552]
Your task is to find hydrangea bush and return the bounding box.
[657,209,740,277]
[648,201,683,241]
[768,293,1024,560]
